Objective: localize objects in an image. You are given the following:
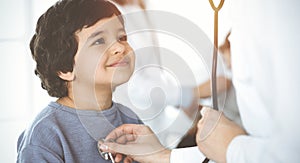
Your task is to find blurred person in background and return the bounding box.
[111,0,240,149]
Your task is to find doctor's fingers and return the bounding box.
[197,106,215,128]
[197,106,222,141]
[99,141,130,155]
[200,106,215,117]
[97,141,132,163]
[114,154,133,163]
[115,133,136,144]
[123,156,133,163]
[105,124,150,141]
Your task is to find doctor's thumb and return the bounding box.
[200,106,212,117]
[98,141,128,155]
[98,141,130,163]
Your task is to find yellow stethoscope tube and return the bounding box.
[202,0,225,163]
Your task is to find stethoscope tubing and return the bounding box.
[202,1,225,163]
[210,0,224,111]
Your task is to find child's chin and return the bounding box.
[112,69,133,84]
[111,75,131,87]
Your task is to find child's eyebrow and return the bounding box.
[87,28,125,41]
[87,30,104,41]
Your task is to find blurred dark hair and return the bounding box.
[30,0,123,97]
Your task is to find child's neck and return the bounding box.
[57,95,113,111]
[57,85,114,111]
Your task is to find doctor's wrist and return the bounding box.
[137,148,171,163]
[147,149,171,163]
[155,149,171,163]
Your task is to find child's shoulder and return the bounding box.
[114,102,137,116]
[20,102,74,143]
[17,102,75,161]
[17,102,63,150]
[114,102,143,124]
[30,103,58,127]
[30,102,67,127]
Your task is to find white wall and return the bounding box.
[0,0,57,162]
[145,0,232,85]
[146,0,232,43]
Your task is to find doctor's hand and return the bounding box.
[196,107,246,163]
[98,124,171,163]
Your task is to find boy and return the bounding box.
[17,0,141,162]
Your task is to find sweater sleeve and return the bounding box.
[17,145,64,163]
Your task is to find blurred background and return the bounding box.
[0,0,231,162]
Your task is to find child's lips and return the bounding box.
[107,58,130,67]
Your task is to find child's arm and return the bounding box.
[17,145,64,163]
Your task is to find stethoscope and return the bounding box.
[97,139,116,163]
[97,0,225,162]
[202,0,225,163]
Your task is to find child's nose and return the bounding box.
[110,41,125,56]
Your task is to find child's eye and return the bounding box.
[118,35,127,42]
[93,38,105,45]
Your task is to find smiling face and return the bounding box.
[73,15,135,89]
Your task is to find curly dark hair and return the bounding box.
[30,0,123,98]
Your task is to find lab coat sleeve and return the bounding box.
[226,1,300,162]
[227,103,300,163]
[170,147,209,163]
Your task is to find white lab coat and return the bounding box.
[171,0,300,162]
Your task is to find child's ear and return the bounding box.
[57,71,75,81]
